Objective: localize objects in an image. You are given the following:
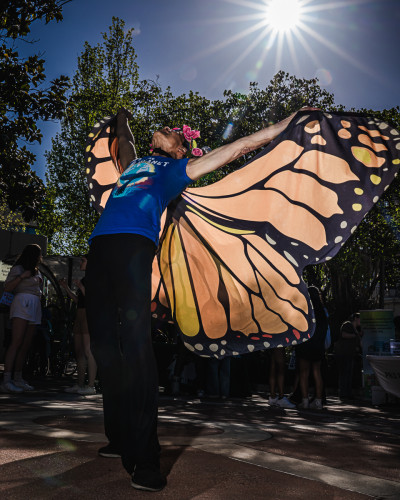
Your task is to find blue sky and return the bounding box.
[17,0,400,180]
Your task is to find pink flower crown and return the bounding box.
[150,125,208,157]
[178,125,202,156]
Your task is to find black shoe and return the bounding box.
[98,444,121,458]
[131,465,166,492]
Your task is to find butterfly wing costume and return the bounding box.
[85,111,400,358]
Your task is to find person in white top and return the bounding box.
[1,244,43,393]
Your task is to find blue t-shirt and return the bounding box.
[89,156,191,245]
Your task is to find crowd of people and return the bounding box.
[0,249,362,405]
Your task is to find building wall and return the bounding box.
[0,228,47,261]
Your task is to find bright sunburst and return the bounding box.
[265,0,304,33]
[182,0,375,92]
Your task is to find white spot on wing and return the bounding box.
[296,115,310,124]
[266,234,276,245]
[284,251,298,267]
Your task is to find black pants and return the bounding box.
[86,234,159,474]
[336,354,355,399]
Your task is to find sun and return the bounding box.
[264,0,304,33]
[187,0,373,93]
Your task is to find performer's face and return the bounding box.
[152,127,188,159]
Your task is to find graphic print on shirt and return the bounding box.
[113,160,156,198]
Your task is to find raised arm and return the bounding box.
[186,109,307,181]
[115,108,137,171]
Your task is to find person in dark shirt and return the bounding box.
[295,286,328,409]
[60,256,97,395]
[334,312,362,401]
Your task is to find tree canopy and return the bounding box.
[0,0,70,221]
[42,17,139,254]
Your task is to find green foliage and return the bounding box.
[0,0,70,221]
[0,1,68,38]
[0,199,26,231]
[41,17,139,254]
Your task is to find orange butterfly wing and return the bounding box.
[152,112,400,358]
[84,111,400,358]
[85,115,126,213]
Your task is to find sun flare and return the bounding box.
[187,0,374,92]
[265,0,303,33]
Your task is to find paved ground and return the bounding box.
[0,378,399,499]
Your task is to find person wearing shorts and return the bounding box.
[1,244,43,393]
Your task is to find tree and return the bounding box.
[41,17,139,254]
[42,17,224,254]
[0,0,70,221]
[0,199,26,231]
